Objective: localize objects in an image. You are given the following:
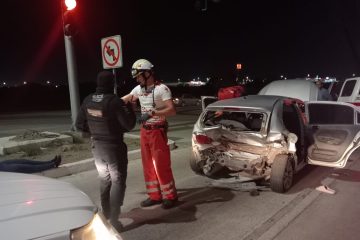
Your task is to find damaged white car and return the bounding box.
[191,95,360,193]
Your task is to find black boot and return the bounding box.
[161,198,178,209]
[140,198,162,207]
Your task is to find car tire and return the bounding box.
[270,154,294,193]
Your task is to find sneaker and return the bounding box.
[161,198,178,209]
[140,198,162,207]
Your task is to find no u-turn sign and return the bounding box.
[101,35,123,69]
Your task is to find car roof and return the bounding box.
[258,79,319,101]
[207,95,289,112]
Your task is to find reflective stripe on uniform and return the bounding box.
[160,181,174,190]
[145,180,159,186]
[161,188,175,196]
[147,188,161,193]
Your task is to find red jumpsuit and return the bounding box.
[130,83,177,201]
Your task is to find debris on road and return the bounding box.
[210,177,268,192]
[316,185,336,194]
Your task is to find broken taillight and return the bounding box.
[195,134,213,144]
[350,102,360,107]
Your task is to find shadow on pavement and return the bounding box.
[330,169,360,182]
[287,164,333,194]
[121,187,235,232]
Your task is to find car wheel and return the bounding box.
[270,154,294,193]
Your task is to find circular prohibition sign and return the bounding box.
[102,38,121,67]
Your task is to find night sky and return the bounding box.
[1,0,360,86]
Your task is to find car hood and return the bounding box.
[0,172,96,239]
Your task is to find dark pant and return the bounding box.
[0,159,55,173]
[92,140,128,222]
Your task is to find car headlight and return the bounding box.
[70,212,122,240]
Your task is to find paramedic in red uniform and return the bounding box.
[122,59,178,209]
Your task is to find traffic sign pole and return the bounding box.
[112,68,117,95]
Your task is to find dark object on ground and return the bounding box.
[250,189,260,196]
[0,155,61,173]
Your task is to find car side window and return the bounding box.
[308,104,354,124]
[341,80,356,97]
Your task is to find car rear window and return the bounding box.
[308,104,354,124]
[202,110,265,132]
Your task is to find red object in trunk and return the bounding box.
[218,86,245,100]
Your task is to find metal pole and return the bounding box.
[64,35,80,131]
[60,0,80,131]
[112,68,118,96]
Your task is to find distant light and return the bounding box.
[307,74,310,77]
[353,73,356,77]
[236,63,242,70]
[55,85,59,88]
[46,81,50,84]
[284,77,287,80]
[246,76,249,80]
[23,81,27,85]
[26,200,33,205]
[326,77,329,80]
[280,75,284,79]
[2,82,5,85]
[65,0,76,11]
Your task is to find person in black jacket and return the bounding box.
[76,71,136,231]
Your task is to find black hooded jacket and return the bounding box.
[76,72,136,142]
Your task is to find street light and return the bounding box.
[65,0,76,10]
[61,0,80,131]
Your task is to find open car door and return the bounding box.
[305,101,360,168]
[201,96,218,111]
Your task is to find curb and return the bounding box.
[39,137,176,179]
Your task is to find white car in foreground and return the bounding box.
[0,172,122,240]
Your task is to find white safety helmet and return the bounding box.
[131,59,154,78]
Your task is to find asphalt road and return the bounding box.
[60,146,360,240]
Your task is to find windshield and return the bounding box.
[202,110,265,132]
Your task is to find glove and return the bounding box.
[138,113,152,124]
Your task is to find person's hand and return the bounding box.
[138,113,152,124]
